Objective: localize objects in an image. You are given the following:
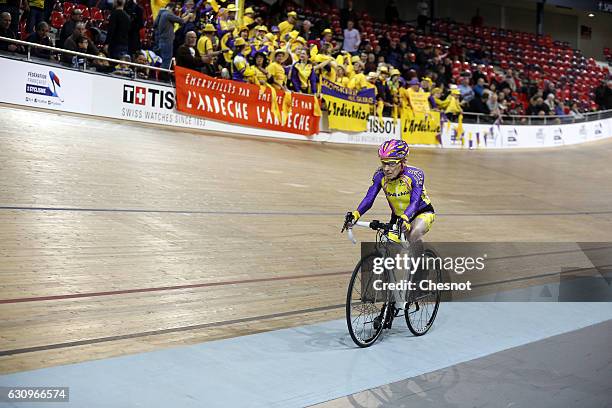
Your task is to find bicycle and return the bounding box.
[342,218,442,347]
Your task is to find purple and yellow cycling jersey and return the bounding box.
[356,166,433,221]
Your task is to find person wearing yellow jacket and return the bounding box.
[278,11,298,39]
[290,49,317,93]
[348,62,368,90]
[267,49,288,90]
[197,23,220,57]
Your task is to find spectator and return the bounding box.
[468,92,490,115]
[527,96,550,115]
[105,0,131,59]
[487,92,501,116]
[348,61,368,90]
[154,2,189,71]
[416,0,428,30]
[267,49,288,90]
[553,100,565,116]
[340,0,356,29]
[63,22,98,63]
[458,77,475,103]
[364,53,377,73]
[569,102,584,119]
[342,20,360,54]
[299,19,313,41]
[201,53,219,77]
[25,21,52,59]
[0,12,21,52]
[291,49,317,93]
[594,80,612,110]
[385,0,399,24]
[473,77,486,97]
[93,52,113,73]
[124,0,143,56]
[319,28,333,49]
[251,52,269,85]
[58,8,82,49]
[133,51,151,79]
[544,93,555,111]
[112,54,134,76]
[278,10,297,40]
[197,23,223,59]
[70,35,92,69]
[173,0,196,51]
[176,30,204,72]
[24,0,45,34]
[0,0,19,36]
[231,37,248,81]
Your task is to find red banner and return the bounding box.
[174,67,320,136]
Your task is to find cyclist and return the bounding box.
[345,139,435,243]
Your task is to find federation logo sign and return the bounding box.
[25,71,64,103]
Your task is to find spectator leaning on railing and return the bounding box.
[25,21,51,59]
[0,11,22,52]
[176,30,204,72]
[62,22,99,63]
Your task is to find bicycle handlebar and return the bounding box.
[346,220,395,244]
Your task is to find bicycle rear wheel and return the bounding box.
[405,249,441,336]
[346,253,389,347]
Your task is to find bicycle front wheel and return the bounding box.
[405,249,441,336]
[346,253,389,347]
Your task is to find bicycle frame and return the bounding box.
[346,220,415,310]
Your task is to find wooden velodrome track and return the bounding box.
[1,105,612,374]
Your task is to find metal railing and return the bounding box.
[2,35,611,126]
[0,36,172,81]
[461,110,612,125]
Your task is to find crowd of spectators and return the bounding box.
[1,0,610,120]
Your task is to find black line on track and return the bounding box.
[1,206,612,217]
[0,303,345,356]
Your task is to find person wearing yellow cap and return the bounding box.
[335,65,350,87]
[234,25,252,57]
[232,37,250,82]
[431,87,448,109]
[312,42,337,83]
[217,5,236,36]
[243,6,255,27]
[365,71,378,94]
[267,49,288,90]
[252,25,267,49]
[320,28,333,47]
[348,61,368,90]
[197,23,221,58]
[253,52,271,85]
[278,10,298,39]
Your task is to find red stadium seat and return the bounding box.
[50,10,65,29]
[63,1,74,15]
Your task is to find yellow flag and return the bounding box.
[313,96,322,117]
[310,44,318,60]
[281,91,292,125]
[376,100,384,127]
